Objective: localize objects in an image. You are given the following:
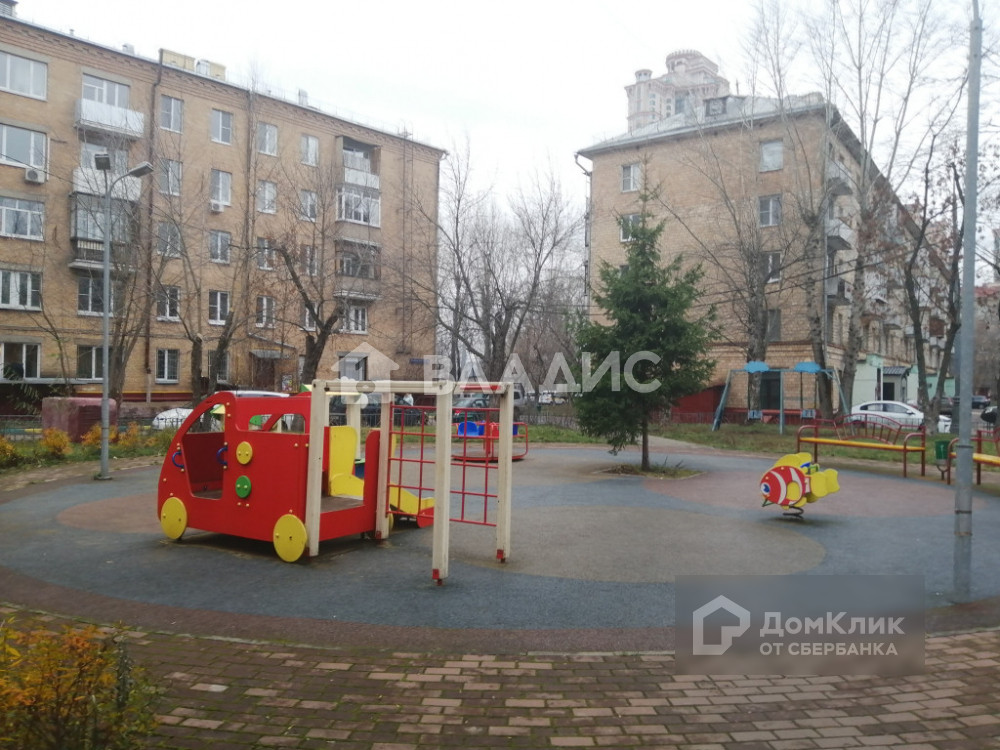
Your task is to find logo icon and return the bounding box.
[692,595,751,655]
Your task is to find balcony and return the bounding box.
[72,168,144,199]
[884,312,903,330]
[826,160,852,196]
[333,274,381,300]
[68,238,134,272]
[75,98,145,139]
[343,166,380,190]
[826,218,855,251]
[825,277,853,306]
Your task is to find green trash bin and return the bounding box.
[935,439,950,462]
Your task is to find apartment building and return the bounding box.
[579,51,948,416]
[0,4,443,412]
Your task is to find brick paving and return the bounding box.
[4,455,1000,748]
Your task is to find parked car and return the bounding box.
[938,395,990,415]
[328,393,423,427]
[452,396,491,423]
[152,391,288,430]
[850,400,951,433]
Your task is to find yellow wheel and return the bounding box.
[160,496,188,540]
[273,514,307,562]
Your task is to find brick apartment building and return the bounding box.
[0,1,443,413]
[578,50,949,417]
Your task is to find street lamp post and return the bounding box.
[94,155,153,481]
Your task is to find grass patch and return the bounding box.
[526,424,604,444]
[604,462,700,479]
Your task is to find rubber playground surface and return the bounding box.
[2,440,1000,652]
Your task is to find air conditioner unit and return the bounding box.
[24,167,45,184]
[209,200,224,213]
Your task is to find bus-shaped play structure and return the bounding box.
[157,380,520,580]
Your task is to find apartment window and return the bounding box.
[256,180,276,213]
[759,195,782,227]
[256,237,274,270]
[762,251,781,283]
[302,244,318,276]
[0,51,47,99]
[766,309,782,341]
[257,122,278,155]
[156,222,182,257]
[210,169,232,205]
[209,230,231,264]
[160,95,183,132]
[0,270,41,310]
[156,349,179,382]
[256,295,276,328]
[621,163,640,192]
[156,285,180,320]
[159,159,182,196]
[337,242,379,279]
[619,213,641,242]
[301,134,319,166]
[299,189,317,220]
[0,123,46,169]
[337,186,380,226]
[208,350,229,383]
[81,74,128,107]
[1,341,39,379]
[0,197,43,240]
[208,290,230,324]
[76,345,106,379]
[760,140,784,172]
[78,274,110,315]
[342,304,368,334]
[211,109,233,144]
[302,304,317,331]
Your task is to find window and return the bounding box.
[76,345,107,379]
[761,251,781,283]
[72,194,131,244]
[0,197,43,240]
[156,285,180,320]
[160,95,183,132]
[342,304,368,333]
[766,309,782,341]
[301,134,319,166]
[760,140,783,172]
[0,51,47,99]
[81,74,128,107]
[156,349,179,382]
[257,122,277,155]
[706,97,726,116]
[759,195,782,227]
[208,290,230,324]
[619,213,641,242]
[156,222,182,257]
[256,237,274,270]
[337,186,380,226]
[211,109,233,144]
[302,244,318,276]
[0,270,41,310]
[159,159,182,196]
[621,163,640,192]
[210,169,232,205]
[209,230,231,264]
[256,295,276,328]
[256,180,276,213]
[302,304,316,331]
[78,274,110,315]
[337,242,379,278]
[1,341,39,379]
[0,123,46,169]
[208,350,229,382]
[299,189,317,220]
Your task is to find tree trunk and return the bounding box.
[641,416,650,472]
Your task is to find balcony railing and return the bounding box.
[825,277,853,305]
[825,217,855,250]
[68,239,134,271]
[72,168,144,199]
[826,160,852,196]
[75,99,145,139]
[343,166,380,190]
[333,274,381,300]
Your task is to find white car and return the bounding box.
[850,400,952,433]
[152,391,288,430]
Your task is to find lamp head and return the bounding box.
[94,153,112,171]
[127,161,154,178]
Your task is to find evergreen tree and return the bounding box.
[576,208,718,470]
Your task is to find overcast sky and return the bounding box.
[15,0,761,205]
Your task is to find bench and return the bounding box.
[795,416,926,478]
[943,428,1000,484]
